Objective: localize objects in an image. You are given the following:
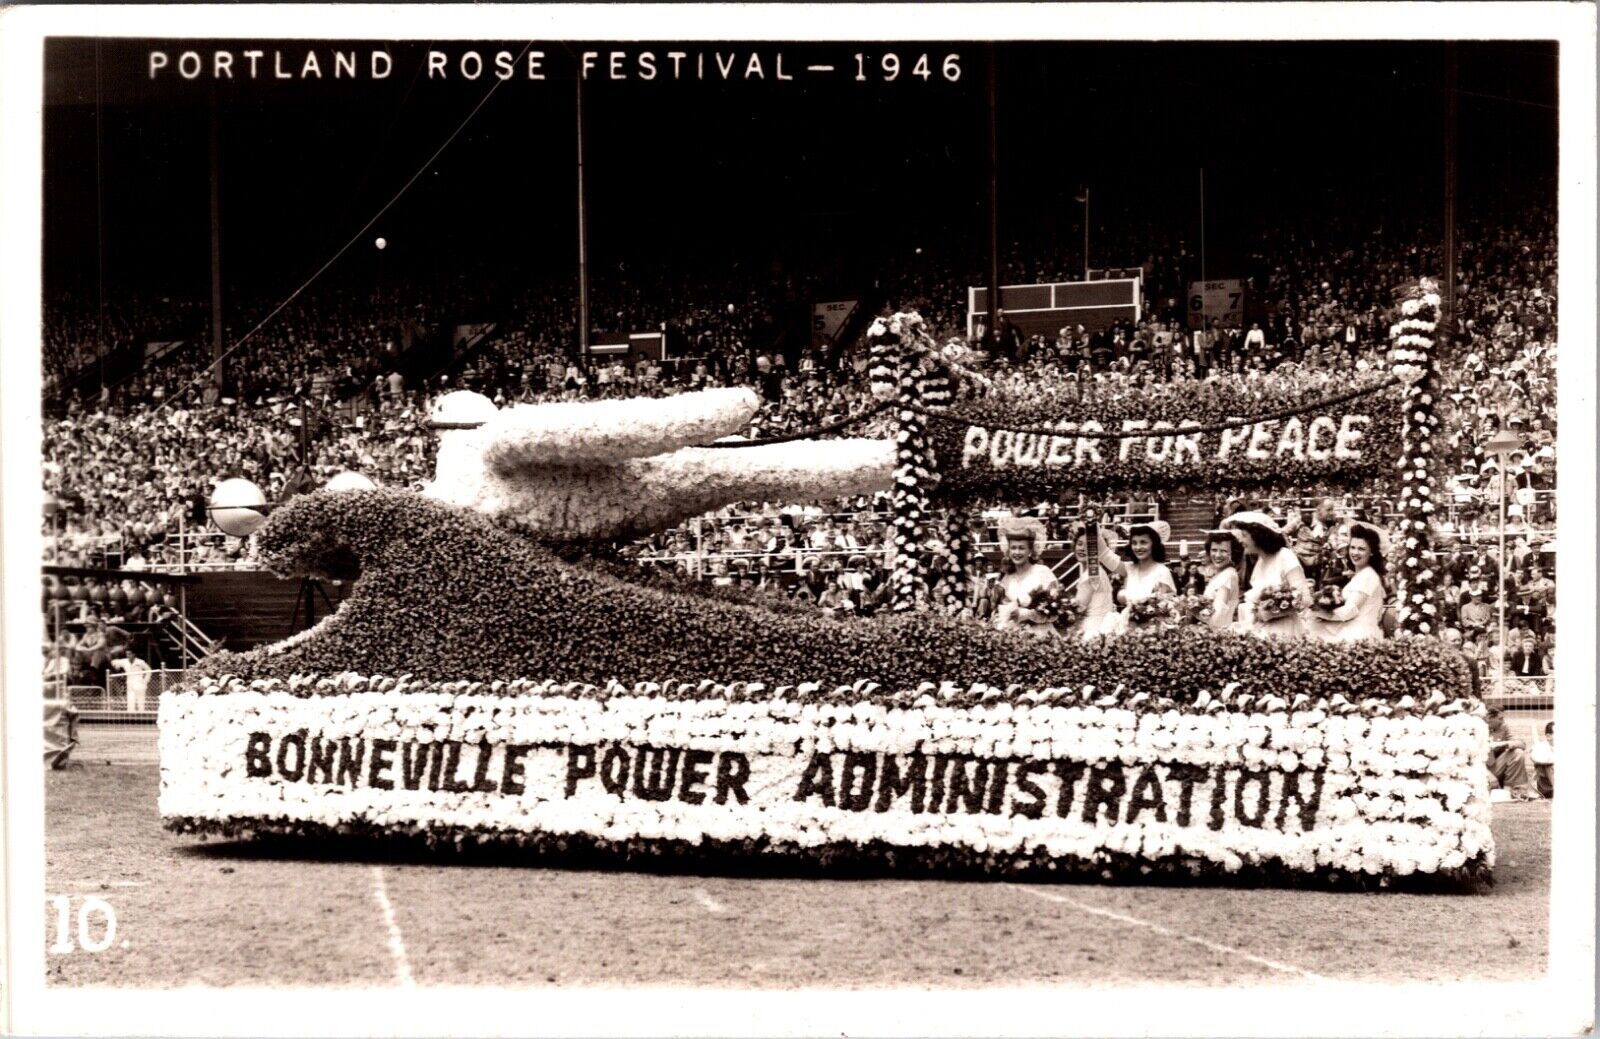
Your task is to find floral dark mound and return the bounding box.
[196,488,1468,705]
[165,815,1494,894]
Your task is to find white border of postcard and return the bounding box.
[1,4,1594,1036]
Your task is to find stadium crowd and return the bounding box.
[41,203,1558,692]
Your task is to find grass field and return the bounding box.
[44,734,1551,990]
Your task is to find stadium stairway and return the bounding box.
[184,571,352,652]
[1165,497,1217,548]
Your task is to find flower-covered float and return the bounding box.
[161,289,1494,889]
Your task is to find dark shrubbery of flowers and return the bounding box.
[162,813,1494,893]
[927,375,1404,504]
[195,487,1469,705]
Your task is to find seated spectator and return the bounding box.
[1459,588,1492,639]
[817,575,855,617]
[1530,720,1554,798]
[1484,707,1540,800]
[1507,632,1547,677]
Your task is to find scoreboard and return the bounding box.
[967,277,1142,340]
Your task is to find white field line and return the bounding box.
[692,888,728,915]
[1005,883,1329,982]
[65,880,146,888]
[370,866,417,987]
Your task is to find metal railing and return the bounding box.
[169,615,221,667]
[1484,673,1555,711]
[69,668,191,722]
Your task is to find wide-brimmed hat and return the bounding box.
[1221,510,1283,537]
[1125,520,1171,546]
[998,517,1048,558]
[1346,520,1392,557]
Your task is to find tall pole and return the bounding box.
[1199,168,1207,283]
[984,44,1000,347]
[576,70,591,359]
[95,42,107,398]
[209,86,225,394]
[1443,42,1458,336]
[1082,189,1090,280]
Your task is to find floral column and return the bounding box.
[869,313,945,612]
[1388,278,1442,637]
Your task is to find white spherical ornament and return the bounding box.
[326,470,377,492]
[209,477,269,538]
[375,237,387,250]
[427,389,498,429]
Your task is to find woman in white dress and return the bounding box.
[1224,510,1312,638]
[1200,529,1244,631]
[1308,521,1389,642]
[1105,520,1178,635]
[991,517,1063,640]
[1069,523,1122,641]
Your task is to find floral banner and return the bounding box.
[925,377,1405,501]
[161,676,1494,884]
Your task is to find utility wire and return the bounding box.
[158,41,534,415]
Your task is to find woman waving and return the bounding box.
[1068,521,1122,641]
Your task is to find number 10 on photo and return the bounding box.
[47,895,119,954]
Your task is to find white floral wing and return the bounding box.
[481,387,761,472]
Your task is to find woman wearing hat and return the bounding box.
[1104,520,1178,635]
[1308,521,1389,642]
[1200,529,1244,631]
[1222,510,1311,638]
[1068,521,1122,641]
[992,517,1062,639]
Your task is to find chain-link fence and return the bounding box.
[1485,674,1555,712]
[67,668,188,723]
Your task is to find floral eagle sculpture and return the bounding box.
[424,386,894,543]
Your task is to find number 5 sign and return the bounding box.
[1187,280,1245,329]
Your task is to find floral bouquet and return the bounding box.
[1310,584,1345,614]
[1127,594,1177,627]
[1023,585,1067,622]
[1174,593,1215,625]
[1044,588,1084,629]
[1255,581,1301,621]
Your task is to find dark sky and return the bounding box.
[43,38,1559,301]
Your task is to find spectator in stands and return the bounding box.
[817,574,855,617]
[1507,632,1547,677]
[1458,587,1492,640]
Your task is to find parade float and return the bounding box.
[160,282,1493,888]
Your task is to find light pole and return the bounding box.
[1075,186,1090,280]
[1485,428,1520,699]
